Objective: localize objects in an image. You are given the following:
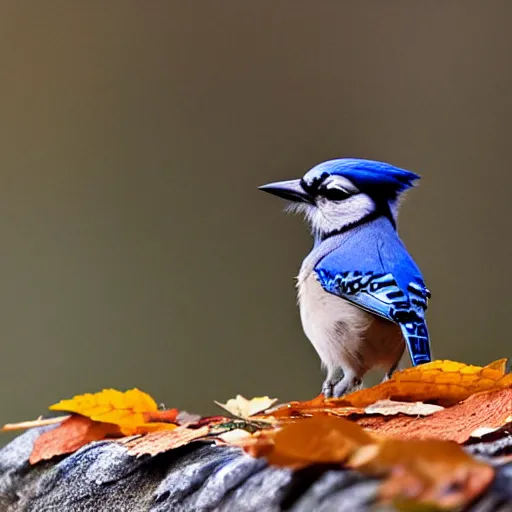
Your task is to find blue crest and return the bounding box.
[303,158,420,195]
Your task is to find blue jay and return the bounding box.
[259,158,432,398]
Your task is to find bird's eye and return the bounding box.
[321,186,351,201]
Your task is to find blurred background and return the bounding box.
[0,1,510,431]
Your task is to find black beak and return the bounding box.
[258,179,314,204]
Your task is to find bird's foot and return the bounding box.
[321,368,344,398]
[332,376,362,398]
[322,369,362,399]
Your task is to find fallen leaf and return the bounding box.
[30,415,121,464]
[340,359,512,407]
[238,416,374,469]
[49,389,175,434]
[273,415,373,463]
[364,400,444,417]
[122,425,209,456]
[355,388,512,443]
[258,394,363,421]
[349,439,494,509]
[215,395,278,418]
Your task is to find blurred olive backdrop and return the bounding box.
[0,1,510,430]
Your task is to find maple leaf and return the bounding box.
[30,416,121,464]
[339,359,512,407]
[215,395,278,418]
[49,388,175,435]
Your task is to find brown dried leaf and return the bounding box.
[237,416,374,469]
[349,439,494,509]
[122,425,209,457]
[30,415,121,464]
[356,388,512,443]
[273,416,373,463]
[259,394,363,421]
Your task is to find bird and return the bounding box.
[259,158,432,398]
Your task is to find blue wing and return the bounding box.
[314,217,431,366]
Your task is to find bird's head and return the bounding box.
[259,158,420,241]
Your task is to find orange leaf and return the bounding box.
[349,439,494,509]
[122,425,209,456]
[30,415,121,464]
[260,394,363,421]
[273,416,374,463]
[49,389,168,434]
[356,387,512,443]
[240,416,374,469]
[143,409,179,424]
[484,358,508,374]
[340,359,512,407]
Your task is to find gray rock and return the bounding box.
[0,427,510,511]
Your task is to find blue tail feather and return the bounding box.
[399,321,431,366]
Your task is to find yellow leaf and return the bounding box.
[49,388,159,434]
[215,395,278,418]
[340,359,512,407]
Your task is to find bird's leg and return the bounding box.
[321,367,344,398]
[332,371,362,398]
[382,359,401,382]
[323,367,362,398]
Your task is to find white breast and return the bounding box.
[297,270,404,378]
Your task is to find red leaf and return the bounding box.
[30,415,121,464]
[355,388,512,443]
